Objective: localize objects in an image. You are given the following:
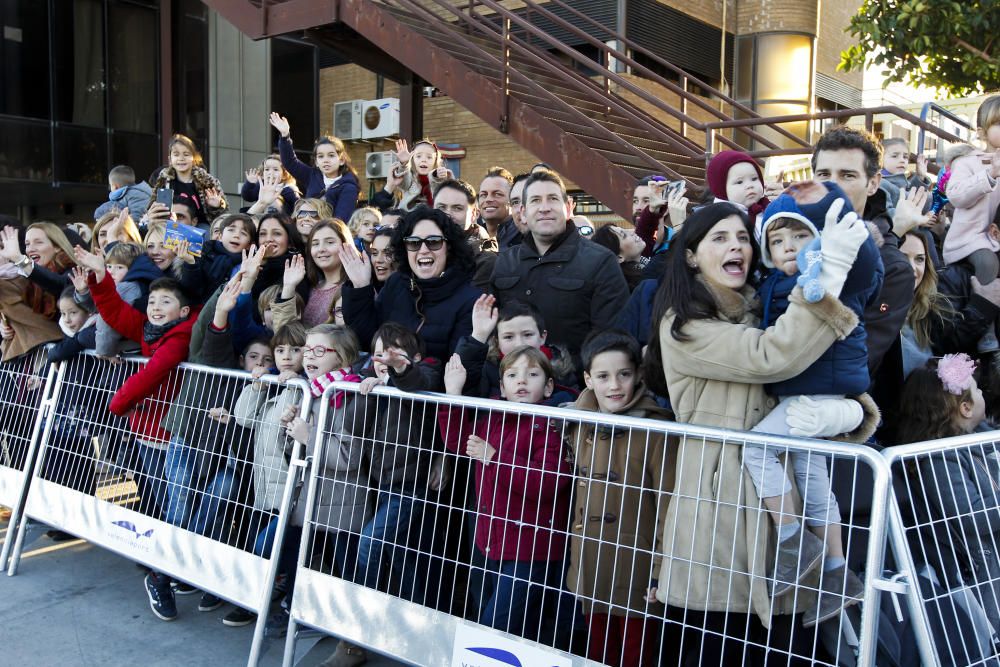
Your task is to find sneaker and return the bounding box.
[770,527,825,599]
[198,592,224,612]
[172,581,199,595]
[222,607,257,627]
[319,641,369,667]
[803,565,864,628]
[144,573,177,621]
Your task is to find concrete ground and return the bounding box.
[0,520,407,667]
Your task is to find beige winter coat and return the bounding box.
[564,385,674,618]
[654,279,879,626]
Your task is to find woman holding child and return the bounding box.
[650,194,880,665]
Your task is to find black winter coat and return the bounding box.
[490,224,629,356]
[863,190,916,374]
[342,268,482,362]
[932,262,1000,355]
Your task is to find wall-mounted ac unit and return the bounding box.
[361,98,400,139]
[365,151,396,179]
[333,100,363,140]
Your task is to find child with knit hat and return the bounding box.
[745,181,883,627]
[705,150,772,237]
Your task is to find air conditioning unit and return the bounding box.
[365,151,396,179]
[361,98,400,139]
[333,100,363,140]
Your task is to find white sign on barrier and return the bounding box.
[451,623,573,667]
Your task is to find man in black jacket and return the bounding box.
[489,170,628,358]
[812,126,924,374]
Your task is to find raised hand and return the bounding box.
[666,184,690,229]
[204,187,224,209]
[337,244,371,288]
[69,266,90,294]
[394,138,411,165]
[282,254,306,293]
[433,166,453,181]
[465,434,496,464]
[73,245,107,282]
[0,227,24,264]
[175,238,196,265]
[240,244,266,291]
[105,208,129,243]
[893,186,932,237]
[245,168,260,185]
[384,165,405,193]
[443,353,466,395]
[471,294,499,343]
[269,112,291,138]
[143,202,171,226]
[257,172,280,206]
[788,180,829,206]
[373,345,412,374]
[915,153,929,179]
[215,272,244,316]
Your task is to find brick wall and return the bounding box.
[654,0,735,31]
[815,0,864,89]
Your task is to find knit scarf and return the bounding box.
[309,367,362,408]
[25,253,73,322]
[143,317,187,344]
[417,174,434,207]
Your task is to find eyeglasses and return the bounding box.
[578,226,595,237]
[403,235,446,252]
[296,210,319,219]
[302,345,339,358]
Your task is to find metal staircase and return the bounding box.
[204,0,967,218]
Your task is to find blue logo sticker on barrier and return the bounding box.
[111,520,154,539]
[451,624,571,667]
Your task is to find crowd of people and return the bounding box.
[3,95,1000,667]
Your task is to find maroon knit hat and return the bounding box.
[706,150,764,200]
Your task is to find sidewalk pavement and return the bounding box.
[0,521,407,667]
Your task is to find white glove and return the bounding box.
[785,396,864,438]
[816,198,869,298]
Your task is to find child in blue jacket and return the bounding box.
[746,181,883,628]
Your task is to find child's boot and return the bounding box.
[803,564,864,628]
[771,526,825,598]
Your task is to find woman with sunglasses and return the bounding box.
[339,206,482,361]
[291,198,331,238]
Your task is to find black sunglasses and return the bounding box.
[403,235,446,252]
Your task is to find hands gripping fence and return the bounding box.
[4,350,991,666]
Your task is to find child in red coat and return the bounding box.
[74,245,199,622]
[439,345,570,641]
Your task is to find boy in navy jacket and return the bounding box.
[745,182,883,628]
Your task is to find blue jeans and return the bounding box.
[162,437,200,528]
[472,553,564,639]
[356,491,429,604]
[135,442,168,521]
[188,460,240,541]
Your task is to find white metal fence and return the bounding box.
[4,351,999,666]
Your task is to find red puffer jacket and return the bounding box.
[438,405,570,562]
[90,273,199,444]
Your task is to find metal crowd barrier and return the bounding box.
[882,433,1000,667]
[0,346,55,572]
[283,381,894,667]
[4,351,312,667]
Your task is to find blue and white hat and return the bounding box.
[758,181,853,268]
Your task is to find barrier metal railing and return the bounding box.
[882,433,1000,667]
[0,346,55,572]
[4,352,312,667]
[283,380,894,667]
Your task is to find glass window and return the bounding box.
[0,117,52,181]
[109,1,157,133]
[52,0,106,127]
[54,126,108,185]
[174,0,208,147]
[0,1,51,119]
[755,34,812,103]
[272,37,316,153]
[112,131,160,185]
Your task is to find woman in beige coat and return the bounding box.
[648,202,880,666]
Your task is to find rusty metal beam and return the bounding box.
[336,0,633,216]
[263,0,338,37]
[203,0,264,38]
[399,73,424,143]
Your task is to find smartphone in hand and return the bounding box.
[156,187,174,208]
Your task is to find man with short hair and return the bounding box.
[811,125,927,373]
[435,179,496,289]
[507,173,529,244]
[478,167,520,250]
[490,170,628,357]
[172,197,200,229]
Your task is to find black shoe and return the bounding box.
[144,573,177,621]
[198,592,224,612]
[222,607,257,627]
[46,530,76,542]
[171,581,199,595]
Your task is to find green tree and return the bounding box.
[841,0,1000,96]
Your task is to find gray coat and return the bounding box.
[290,394,368,533]
[918,444,1000,631]
[234,383,302,512]
[94,182,153,221]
